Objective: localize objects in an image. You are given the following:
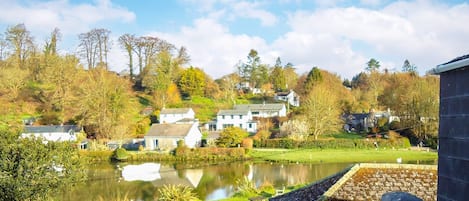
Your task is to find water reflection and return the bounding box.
[59,160,434,201]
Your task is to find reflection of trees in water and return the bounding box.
[58,161,351,201]
[195,162,250,199]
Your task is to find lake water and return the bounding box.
[59,160,435,201]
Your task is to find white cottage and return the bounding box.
[234,103,287,118]
[144,123,202,150]
[21,125,81,142]
[274,90,300,107]
[216,109,257,133]
[159,108,195,124]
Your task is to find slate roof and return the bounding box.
[160,108,192,114]
[270,163,437,201]
[217,109,250,116]
[234,104,285,111]
[23,125,81,133]
[429,53,469,74]
[145,124,193,137]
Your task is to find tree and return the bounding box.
[77,68,136,140]
[5,23,35,69]
[216,127,248,148]
[365,58,380,72]
[304,67,323,91]
[217,73,240,104]
[402,59,417,75]
[302,84,342,140]
[142,50,183,108]
[118,34,136,79]
[0,129,86,201]
[283,63,298,90]
[237,49,260,87]
[270,57,286,92]
[77,28,111,69]
[178,67,206,98]
[280,118,309,140]
[44,28,60,56]
[0,66,28,100]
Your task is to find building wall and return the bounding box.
[21,132,77,142]
[216,113,252,131]
[438,67,469,200]
[183,124,202,148]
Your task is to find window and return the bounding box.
[154,139,159,148]
[239,124,243,128]
[239,115,243,119]
[223,124,234,128]
[222,115,225,119]
[231,115,234,119]
[249,123,252,128]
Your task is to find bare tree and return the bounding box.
[118,34,136,79]
[5,23,34,69]
[44,28,61,56]
[0,34,8,62]
[77,28,111,69]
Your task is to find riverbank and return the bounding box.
[80,147,437,164]
[248,148,437,164]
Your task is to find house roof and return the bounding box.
[272,163,437,201]
[428,54,469,74]
[217,109,250,116]
[234,103,285,111]
[23,125,81,133]
[145,124,193,137]
[160,108,193,114]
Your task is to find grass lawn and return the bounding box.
[249,148,437,164]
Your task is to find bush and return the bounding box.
[157,184,200,201]
[242,138,253,149]
[112,148,129,161]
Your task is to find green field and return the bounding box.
[249,148,437,164]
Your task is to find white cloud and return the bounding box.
[230,1,278,26]
[147,18,269,79]
[0,0,135,36]
[275,0,469,78]
[134,0,469,80]
[184,0,278,27]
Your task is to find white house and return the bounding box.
[234,103,287,118]
[21,125,81,142]
[159,108,195,124]
[274,90,300,107]
[144,123,202,150]
[216,109,257,133]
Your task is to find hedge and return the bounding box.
[253,137,411,149]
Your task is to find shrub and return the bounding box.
[235,177,259,197]
[112,148,129,161]
[242,138,253,149]
[157,184,200,201]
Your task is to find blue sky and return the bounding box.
[1,0,469,79]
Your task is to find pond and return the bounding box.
[59,160,435,201]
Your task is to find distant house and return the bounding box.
[144,123,202,150]
[21,125,81,142]
[159,108,195,124]
[215,109,257,133]
[234,103,287,118]
[274,90,300,107]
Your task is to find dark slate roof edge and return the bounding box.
[428,54,469,74]
[269,164,354,201]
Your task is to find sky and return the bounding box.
[0,0,468,80]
